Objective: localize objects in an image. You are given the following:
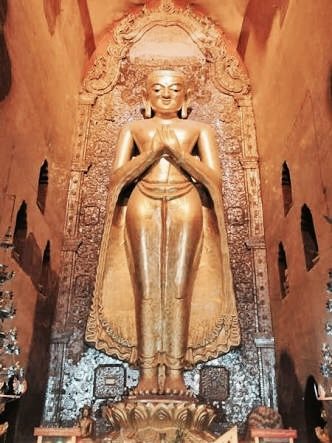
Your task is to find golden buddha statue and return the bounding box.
[315,410,330,443]
[78,405,94,442]
[86,69,240,394]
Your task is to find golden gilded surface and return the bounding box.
[105,398,216,442]
[78,405,94,442]
[86,68,240,393]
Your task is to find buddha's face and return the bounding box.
[82,408,89,417]
[146,70,186,115]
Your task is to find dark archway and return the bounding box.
[37,160,48,214]
[13,201,28,261]
[278,242,289,298]
[301,204,319,271]
[281,162,293,216]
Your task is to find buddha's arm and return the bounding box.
[183,125,221,192]
[110,126,163,188]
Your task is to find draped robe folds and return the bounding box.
[85,150,240,367]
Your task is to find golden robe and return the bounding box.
[86,161,240,367]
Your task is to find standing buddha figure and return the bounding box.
[87,69,240,395]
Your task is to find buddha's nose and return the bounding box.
[162,88,170,98]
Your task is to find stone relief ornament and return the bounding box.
[200,366,229,402]
[94,365,125,399]
[82,0,250,98]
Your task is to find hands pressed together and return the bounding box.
[151,125,184,161]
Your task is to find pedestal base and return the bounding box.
[104,395,216,442]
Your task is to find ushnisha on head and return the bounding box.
[143,69,190,119]
[146,69,187,88]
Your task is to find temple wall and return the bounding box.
[240,0,332,439]
[0,1,88,441]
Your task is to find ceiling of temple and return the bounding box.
[86,0,250,46]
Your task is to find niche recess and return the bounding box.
[13,201,28,260]
[301,204,319,271]
[281,161,293,216]
[278,242,289,298]
[37,160,48,213]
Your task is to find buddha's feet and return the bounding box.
[131,369,194,397]
[163,372,189,396]
[133,375,159,395]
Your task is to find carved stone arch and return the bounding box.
[82,1,250,97]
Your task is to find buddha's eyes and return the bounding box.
[151,84,182,93]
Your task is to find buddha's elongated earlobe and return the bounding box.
[143,99,152,118]
[181,88,191,119]
[181,101,188,119]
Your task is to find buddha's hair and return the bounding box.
[146,69,186,87]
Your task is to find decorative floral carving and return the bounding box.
[83,1,250,97]
[200,367,229,402]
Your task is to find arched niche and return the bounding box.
[82,0,249,97]
[46,0,276,433]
